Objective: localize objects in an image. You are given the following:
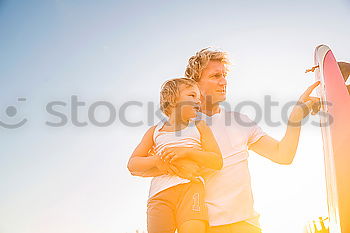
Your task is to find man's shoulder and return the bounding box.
[195,109,255,126]
[222,110,258,128]
[223,110,245,116]
[222,110,251,121]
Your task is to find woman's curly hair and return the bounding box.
[185,48,229,82]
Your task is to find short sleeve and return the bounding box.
[242,114,266,148]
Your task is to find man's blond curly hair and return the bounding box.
[185,48,229,82]
[160,78,198,117]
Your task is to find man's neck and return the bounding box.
[200,104,221,116]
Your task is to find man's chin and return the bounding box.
[217,95,226,103]
[203,94,226,104]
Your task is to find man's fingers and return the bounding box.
[305,100,314,109]
[312,101,321,114]
[167,153,177,162]
[148,146,156,156]
[161,148,174,159]
[166,164,179,175]
[156,158,173,174]
[308,97,321,114]
[304,99,321,115]
[160,151,168,160]
[301,81,320,99]
[163,152,176,162]
[162,153,171,161]
[309,96,320,102]
[169,155,179,164]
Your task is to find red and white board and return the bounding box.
[314,45,350,233]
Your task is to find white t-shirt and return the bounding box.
[197,107,266,227]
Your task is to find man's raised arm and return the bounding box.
[249,81,321,165]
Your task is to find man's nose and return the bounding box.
[219,76,227,86]
[195,98,201,105]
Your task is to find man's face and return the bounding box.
[197,60,227,105]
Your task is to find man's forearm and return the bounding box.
[252,82,320,165]
[187,150,223,170]
[129,155,178,178]
[277,120,301,165]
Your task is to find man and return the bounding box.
[182,48,320,233]
[132,48,320,233]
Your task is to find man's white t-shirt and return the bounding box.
[197,107,266,227]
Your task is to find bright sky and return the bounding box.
[1,0,350,233]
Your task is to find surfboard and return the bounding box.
[314,45,350,233]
